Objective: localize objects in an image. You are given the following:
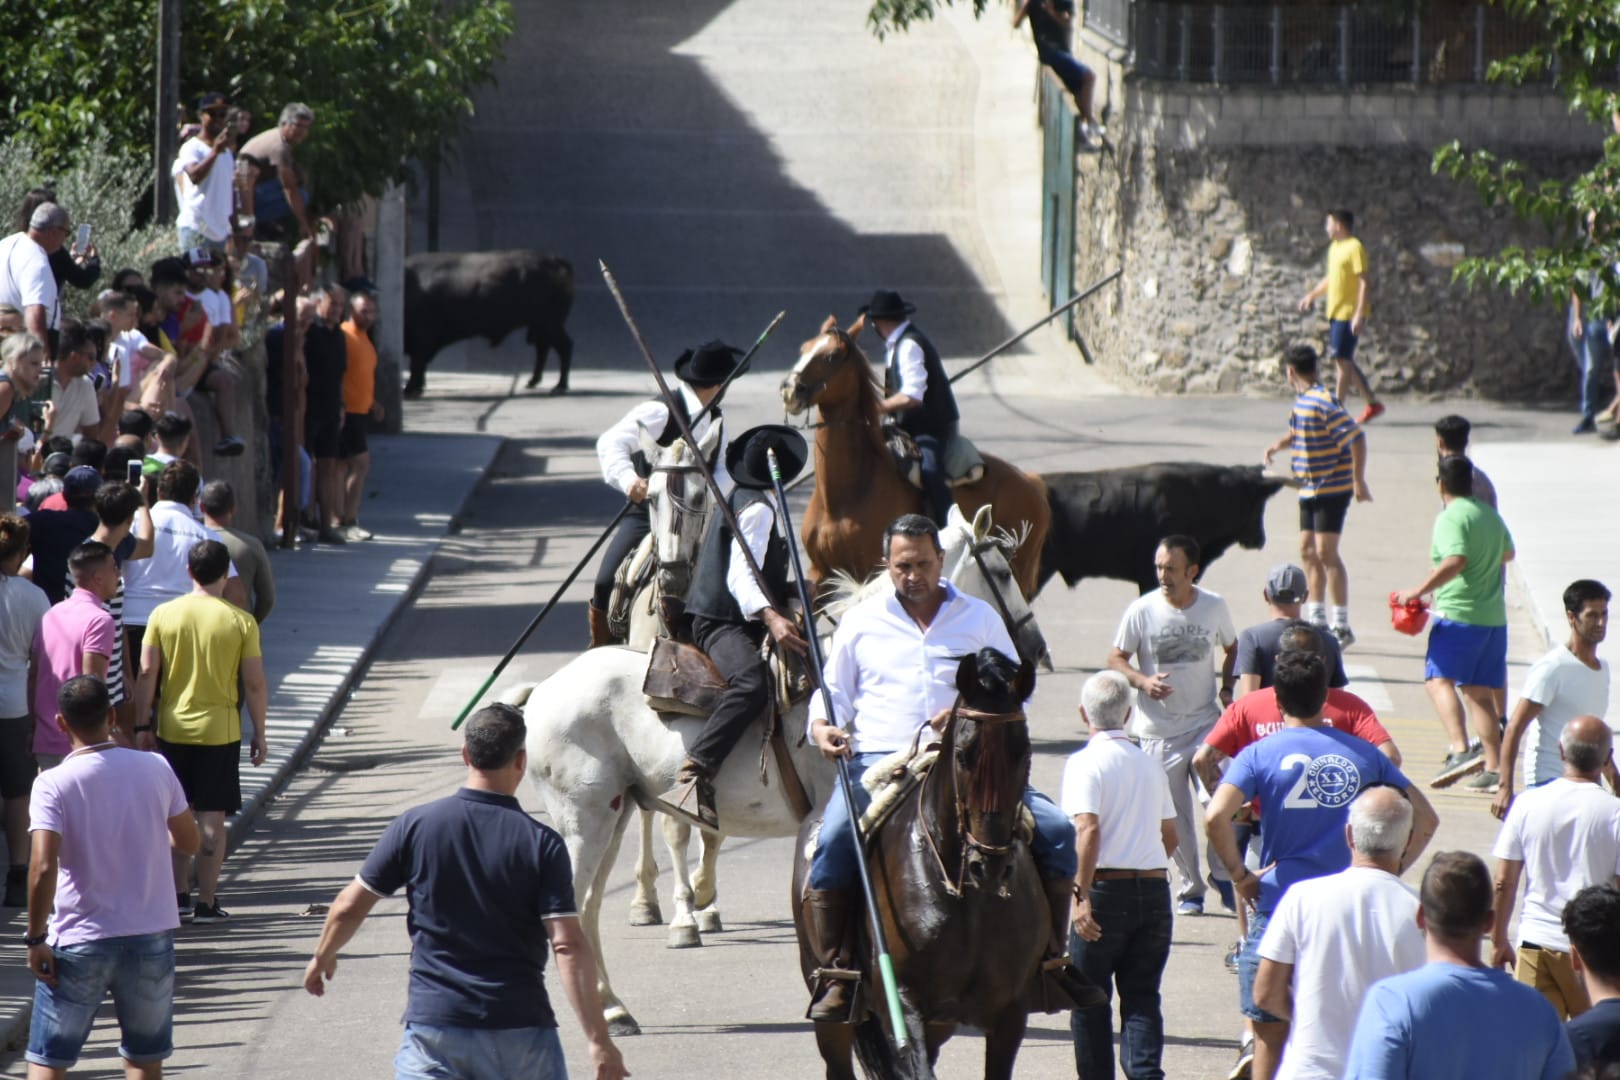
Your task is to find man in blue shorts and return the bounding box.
[1205,651,1438,1080]
[1396,455,1515,793]
[1299,209,1382,422]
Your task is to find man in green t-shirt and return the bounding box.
[1395,456,1515,794]
[134,539,267,925]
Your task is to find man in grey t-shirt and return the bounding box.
[1235,563,1348,697]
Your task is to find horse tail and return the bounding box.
[497,682,538,709]
[853,1010,933,1080]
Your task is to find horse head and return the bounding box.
[639,421,719,599]
[780,313,877,417]
[943,648,1035,894]
[941,505,1053,672]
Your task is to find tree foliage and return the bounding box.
[1432,0,1620,307]
[0,0,514,211]
[865,0,989,38]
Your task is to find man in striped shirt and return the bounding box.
[1263,345,1370,649]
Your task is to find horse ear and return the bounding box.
[820,314,838,334]
[697,418,722,459]
[636,422,659,461]
[955,653,979,698]
[971,504,992,542]
[848,313,867,339]
[1016,657,1037,702]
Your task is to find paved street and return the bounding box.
[0,0,1607,1076]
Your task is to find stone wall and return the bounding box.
[1068,43,1602,399]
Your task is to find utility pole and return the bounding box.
[154,0,181,223]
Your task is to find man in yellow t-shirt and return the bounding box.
[337,279,383,542]
[134,538,268,925]
[1299,209,1383,424]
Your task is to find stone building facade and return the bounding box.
[1069,18,1602,400]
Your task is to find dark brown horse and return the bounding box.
[780,315,1051,598]
[791,649,1045,1080]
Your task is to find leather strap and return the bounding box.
[766,702,813,821]
[1092,868,1167,881]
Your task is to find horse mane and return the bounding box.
[820,567,889,622]
[827,328,888,456]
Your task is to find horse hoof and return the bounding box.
[627,902,664,927]
[525,376,541,389]
[606,1013,642,1038]
[667,924,702,949]
[402,383,424,400]
[695,909,723,934]
[550,382,569,396]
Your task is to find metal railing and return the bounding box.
[1085,0,1132,46]
[1122,3,1547,85]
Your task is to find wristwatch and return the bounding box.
[22,932,46,947]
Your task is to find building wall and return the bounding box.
[1069,37,1600,399]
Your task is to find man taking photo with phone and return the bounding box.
[171,93,236,255]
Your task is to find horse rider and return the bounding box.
[658,425,811,831]
[803,512,1079,1022]
[862,289,959,527]
[589,340,745,647]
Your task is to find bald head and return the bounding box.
[1561,715,1613,776]
[1346,786,1414,867]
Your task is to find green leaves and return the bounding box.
[0,0,513,209]
[865,0,991,38]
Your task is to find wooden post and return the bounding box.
[279,252,305,549]
[154,0,181,224]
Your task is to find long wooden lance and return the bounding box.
[767,447,910,1051]
[449,308,785,730]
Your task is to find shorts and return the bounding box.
[395,1022,566,1080]
[1329,319,1359,360]
[1298,491,1352,534]
[1238,911,1284,1023]
[1516,942,1590,1020]
[26,930,174,1069]
[157,738,242,814]
[1424,618,1508,688]
[0,715,35,798]
[176,226,225,256]
[339,411,370,459]
[306,405,342,460]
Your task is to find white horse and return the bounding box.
[507,505,1049,1036]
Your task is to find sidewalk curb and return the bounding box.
[0,433,507,1060]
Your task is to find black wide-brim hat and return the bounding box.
[857,289,915,321]
[726,424,808,491]
[674,339,746,388]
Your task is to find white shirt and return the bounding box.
[110,329,152,389]
[0,232,59,328]
[122,501,238,626]
[200,287,233,327]
[47,374,100,443]
[1059,731,1175,870]
[1518,646,1610,787]
[726,497,782,621]
[809,583,1017,753]
[1112,587,1237,740]
[1257,866,1425,1080]
[0,575,50,718]
[171,138,236,242]
[883,320,927,402]
[1491,777,1620,951]
[595,383,731,498]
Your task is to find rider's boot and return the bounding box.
[805,888,859,1022]
[587,602,613,649]
[1032,876,1108,1011]
[657,759,718,831]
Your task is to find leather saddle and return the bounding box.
[608,534,657,641]
[885,427,987,490]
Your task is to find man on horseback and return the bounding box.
[861,290,958,527]
[590,339,745,647]
[802,513,1079,1022]
[658,425,810,831]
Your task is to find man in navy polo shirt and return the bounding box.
[302,704,628,1080]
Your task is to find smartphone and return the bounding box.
[127,459,143,485]
[73,224,92,256]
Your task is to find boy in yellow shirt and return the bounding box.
[1299,209,1383,424]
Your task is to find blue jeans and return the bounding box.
[1572,314,1614,422]
[913,433,953,527]
[1069,878,1173,1080]
[395,1022,567,1080]
[809,752,1076,888]
[1238,911,1283,1023]
[176,226,225,254]
[27,931,174,1069]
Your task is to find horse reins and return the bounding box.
[917,699,1027,897]
[969,541,1036,642]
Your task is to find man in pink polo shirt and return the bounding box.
[31,543,119,769]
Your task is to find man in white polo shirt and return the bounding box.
[1253,785,1426,1080]
[1490,714,1620,1020]
[1494,579,1611,820]
[1061,669,1177,1080]
[0,203,68,350]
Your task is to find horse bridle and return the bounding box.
[784,332,883,431]
[968,539,1036,645]
[918,699,1028,898]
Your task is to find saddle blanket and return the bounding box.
[888,430,986,489]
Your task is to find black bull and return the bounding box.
[1036,463,1287,596]
[402,250,574,398]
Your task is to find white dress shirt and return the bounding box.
[595,382,732,498]
[809,582,1018,753]
[725,497,781,620]
[883,320,928,403]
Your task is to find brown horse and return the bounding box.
[790,649,1046,1080]
[780,315,1050,598]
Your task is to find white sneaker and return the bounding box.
[342,524,373,542]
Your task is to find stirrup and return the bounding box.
[806,968,861,1024]
[651,777,718,832]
